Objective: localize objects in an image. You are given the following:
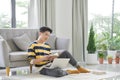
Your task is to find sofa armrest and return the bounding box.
[56,37,70,50]
[0,39,10,67]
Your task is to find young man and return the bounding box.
[28,27,90,77]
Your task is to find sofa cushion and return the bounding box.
[46,34,56,50]
[9,51,28,61]
[9,50,64,61]
[13,34,31,51]
[0,35,11,52]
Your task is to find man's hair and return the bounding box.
[39,26,52,33]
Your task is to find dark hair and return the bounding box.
[39,26,52,33]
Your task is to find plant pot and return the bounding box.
[115,57,119,64]
[86,53,98,64]
[108,58,113,64]
[99,58,104,64]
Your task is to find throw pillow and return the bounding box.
[46,34,56,50]
[0,35,11,52]
[13,34,31,51]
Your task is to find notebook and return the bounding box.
[45,58,70,69]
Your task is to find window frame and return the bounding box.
[11,0,16,28]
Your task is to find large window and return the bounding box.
[16,0,29,28]
[88,0,120,51]
[0,0,30,28]
[0,0,11,28]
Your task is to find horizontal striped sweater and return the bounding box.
[28,41,51,67]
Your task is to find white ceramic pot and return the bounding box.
[86,53,98,64]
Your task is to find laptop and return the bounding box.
[45,58,70,69]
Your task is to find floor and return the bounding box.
[85,64,120,72]
[83,62,120,80]
[0,63,120,80]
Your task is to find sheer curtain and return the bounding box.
[72,0,88,61]
[28,0,56,33]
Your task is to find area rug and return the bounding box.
[0,66,119,80]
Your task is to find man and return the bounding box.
[28,26,90,77]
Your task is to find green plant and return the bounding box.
[108,36,120,50]
[87,23,96,53]
[107,55,113,59]
[97,43,107,51]
[98,52,104,58]
[95,32,108,51]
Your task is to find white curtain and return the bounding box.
[28,0,56,33]
[72,0,88,61]
[28,0,39,29]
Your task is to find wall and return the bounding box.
[55,0,72,53]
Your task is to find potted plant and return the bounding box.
[115,53,120,64]
[97,43,107,60]
[86,23,97,64]
[115,56,119,64]
[98,51,104,64]
[96,32,108,60]
[107,55,113,64]
[87,23,96,53]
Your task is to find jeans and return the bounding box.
[58,50,77,67]
[39,50,78,77]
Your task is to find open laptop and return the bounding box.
[45,58,70,69]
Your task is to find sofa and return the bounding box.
[0,29,69,75]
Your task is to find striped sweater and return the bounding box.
[27,41,51,67]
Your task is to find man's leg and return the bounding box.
[58,50,77,67]
[58,50,90,73]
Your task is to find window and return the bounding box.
[88,0,120,58]
[88,0,120,57]
[0,0,11,28]
[16,0,29,28]
[0,0,30,28]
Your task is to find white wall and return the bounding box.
[55,0,72,53]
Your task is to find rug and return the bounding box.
[0,66,119,80]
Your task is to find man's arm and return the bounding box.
[31,54,59,64]
[31,55,50,64]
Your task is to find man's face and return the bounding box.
[39,31,50,42]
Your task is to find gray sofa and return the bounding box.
[0,29,69,75]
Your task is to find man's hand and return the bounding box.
[48,55,58,61]
[42,55,58,61]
